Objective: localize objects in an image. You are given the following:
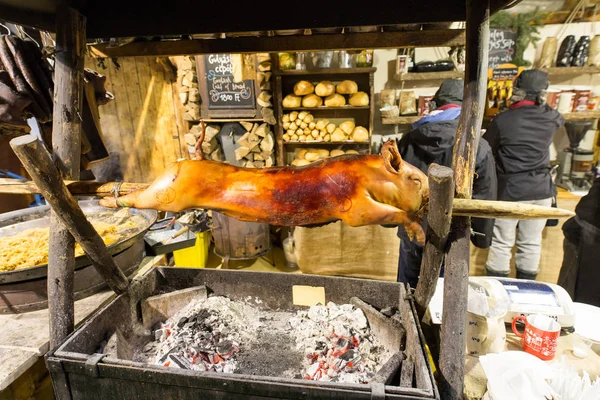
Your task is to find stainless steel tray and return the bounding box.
[0,199,157,283]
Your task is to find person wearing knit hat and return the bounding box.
[483,69,565,280]
[387,79,497,288]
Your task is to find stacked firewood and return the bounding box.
[234,122,275,168]
[185,123,224,161]
[174,56,200,122]
[256,54,275,126]
[0,34,54,136]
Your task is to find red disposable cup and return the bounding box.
[512,314,560,361]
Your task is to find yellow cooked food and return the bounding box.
[0,220,138,272]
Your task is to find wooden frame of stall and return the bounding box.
[0,1,547,398]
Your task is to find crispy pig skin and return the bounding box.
[100,140,429,244]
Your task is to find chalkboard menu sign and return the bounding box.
[203,54,255,110]
[489,28,517,68]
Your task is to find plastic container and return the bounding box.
[173,231,211,268]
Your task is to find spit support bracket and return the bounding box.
[370,382,386,400]
[84,353,106,377]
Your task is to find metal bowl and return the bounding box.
[0,199,157,283]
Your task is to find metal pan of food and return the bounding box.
[0,199,157,283]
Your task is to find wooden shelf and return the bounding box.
[201,118,263,122]
[89,30,466,57]
[561,111,600,120]
[540,66,600,77]
[284,141,370,146]
[394,70,464,81]
[381,115,420,125]
[275,68,377,76]
[283,106,370,111]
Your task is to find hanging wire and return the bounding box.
[0,22,11,35]
[16,25,40,48]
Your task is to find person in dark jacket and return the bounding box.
[394,79,498,288]
[483,70,565,280]
[558,177,600,306]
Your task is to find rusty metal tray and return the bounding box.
[0,199,157,283]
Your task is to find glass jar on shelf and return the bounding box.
[355,50,374,67]
[278,52,296,70]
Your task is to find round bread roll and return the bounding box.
[283,94,302,108]
[326,123,336,134]
[309,121,316,129]
[331,128,346,142]
[324,93,346,107]
[289,111,299,121]
[315,81,335,97]
[317,149,330,159]
[324,134,331,142]
[291,134,299,141]
[339,120,355,135]
[330,149,345,157]
[311,129,319,138]
[283,121,291,130]
[346,149,359,155]
[304,114,314,123]
[289,122,298,131]
[299,134,307,141]
[302,94,322,107]
[315,119,329,130]
[293,80,315,96]
[304,150,320,162]
[336,80,358,95]
[283,133,290,141]
[282,114,290,123]
[298,111,308,120]
[292,159,311,167]
[300,121,308,129]
[303,127,311,135]
[349,91,369,106]
[297,149,308,159]
[351,126,369,142]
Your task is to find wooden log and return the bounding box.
[439,0,490,398]
[373,352,403,384]
[414,164,454,319]
[10,135,130,295]
[0,178,148,196]
[450,198,574,219]
[47,6,86,351]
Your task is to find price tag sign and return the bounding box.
[488,28,517,68]
[203,54,255,110]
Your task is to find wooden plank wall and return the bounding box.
[84,56,187,183]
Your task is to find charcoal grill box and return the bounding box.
[46,268,439,400]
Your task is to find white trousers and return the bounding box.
[485,198,552,275]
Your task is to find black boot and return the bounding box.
[516,270,538,280]
[485,267,509,277]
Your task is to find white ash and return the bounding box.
[289,302,390,384]
[141,295,390,384]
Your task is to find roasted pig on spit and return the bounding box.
[100,136,429,244]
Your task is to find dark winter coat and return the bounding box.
[483,105,565,201]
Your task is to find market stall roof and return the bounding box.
[0,0,520,39]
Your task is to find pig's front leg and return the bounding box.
[339,197,425,245]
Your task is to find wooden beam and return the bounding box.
[439,0,490,398]
[48,6,86,350]
[10,135,130,295]
[88,30,466,58]
[414,164,454,319]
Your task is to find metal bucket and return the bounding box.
[211,211,271,260]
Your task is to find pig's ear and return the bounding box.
[382,140,403,174]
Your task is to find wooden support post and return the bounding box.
[48,6,86,349]
[10,135,130,294]
[439,0,490,397]
[414,164,454,319]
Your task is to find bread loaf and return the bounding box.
[330,149,345,157]
[324,93,346,107]
[336,80,358,95]
[283,94,302,108]
[315,81,335,97]
[351,126,369,142]
[349,91,369,106]
[293,80,315,96]
[302,94,323,107]
[339,120,355,135]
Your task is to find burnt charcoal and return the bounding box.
[169,354,192,369]
[177,317,188,328]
